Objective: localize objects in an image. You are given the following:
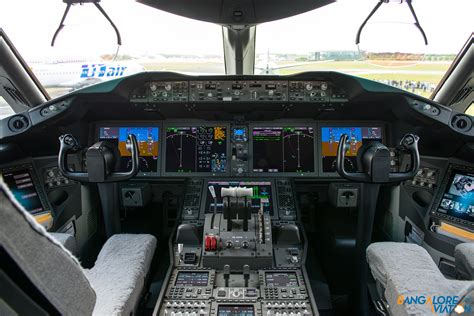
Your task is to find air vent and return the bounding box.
[451,114,472,132]
[8,114,29,132]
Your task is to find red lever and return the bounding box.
[205,235,218,251]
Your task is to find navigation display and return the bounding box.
[436,171,474,225]
[165,126,227,173]
[175,272,209,286]
[98,126,159,173]
[265,272,299,287]
[321,126,383,173]
[205,181,273,216]
[252,126,315,173]
[2,167,45,214]
[218,305,254,316]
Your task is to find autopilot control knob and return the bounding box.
[226,241,233,249]
[242,241,249,249]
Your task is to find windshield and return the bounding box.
[256,0,473,98]
[0,0,472,101]
[0,0,224,99]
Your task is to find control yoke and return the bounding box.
[335,133,420,315]
[336,133,420,183]
[58,133,139,183]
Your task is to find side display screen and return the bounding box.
[265,272,299,287]
[217,305,254,316]
[205,181,273,216]
[98,127,159,173]
[175,272,209,286]
[2,167,45,214]
[436,171,474,225]
[252,126,315,173]
[321,126,383,173]
[165,126,227,173]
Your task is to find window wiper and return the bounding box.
[51,0,122,47]
[356,0,428,45]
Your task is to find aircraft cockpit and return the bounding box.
[0,1,473,315]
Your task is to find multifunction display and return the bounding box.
[205,181,273,216]
[265,272,299,287]
[2,167,45,214]
[174,272,209,286]
[436,171,474,225]
[217,305,254,316]
[321,126,383,173]
[165,126,227,173]
[252,126,315,173]
[98,127,159,173]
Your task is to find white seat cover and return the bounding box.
[85,234,157,316]
[367,242,474,316]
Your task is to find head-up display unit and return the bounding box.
[431,164,474,230]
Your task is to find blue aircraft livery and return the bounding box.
[81,64,128,79]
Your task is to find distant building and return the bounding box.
[313,51,361,61]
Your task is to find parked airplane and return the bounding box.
[31,62,145,89]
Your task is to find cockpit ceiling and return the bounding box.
[137,0,335,25]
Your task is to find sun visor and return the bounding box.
[137,0,335,25]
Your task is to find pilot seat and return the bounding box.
[0,181,157,315]
[367,242,474,315]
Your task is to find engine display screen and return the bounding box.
[1,167,45,214]
[265,272,299,287]
[321,126,383,173]
[436,171,474,225]
[165,126,227,173]
[175,272,209,286]
[252,126,315,173]
[217,305,254,316]
[98,127,159,173]
[205,181,273,216]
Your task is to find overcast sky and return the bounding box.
[0,0,472,60]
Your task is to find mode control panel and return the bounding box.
[189,80,288,102]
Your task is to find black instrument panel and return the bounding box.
[130,79,348,104]
[92,121,388,178]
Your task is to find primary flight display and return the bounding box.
[98,126,159,173]
[321,126,383,173]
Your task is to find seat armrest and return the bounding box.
[455,243,474,280]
